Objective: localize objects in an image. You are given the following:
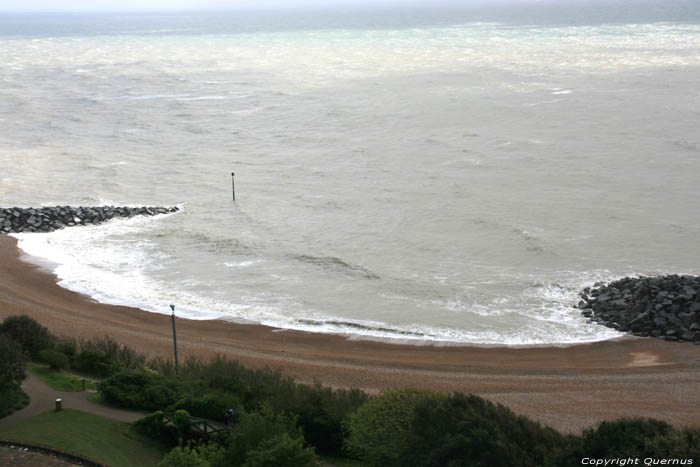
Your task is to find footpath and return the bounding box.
[0,372,146,429]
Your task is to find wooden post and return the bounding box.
[231,172,235,201]
[170,304,179,377]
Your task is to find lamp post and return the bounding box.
[170,304,179,377]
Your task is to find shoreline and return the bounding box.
[1,234,700,433]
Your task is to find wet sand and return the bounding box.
[1,234,699,433]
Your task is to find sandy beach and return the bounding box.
[1,234,699,433]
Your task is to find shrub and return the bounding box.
[241,432,319,467]
[79,336,146,369]
[400,393,567,467]
[215,404,318,467]
[56,339,77,357]
[169,393,241,422]
[0,334,27,387]
[71,349,120,377]
[159,445,211,467]
[551,418,700,465]
[38,348,70,370]
[99,370,182,410]
[0,383,29,418]
[274,383,368,456]
[344,389,444,466]
[0,315,53,358]
[135,411,167,439]
[174,409,193,441]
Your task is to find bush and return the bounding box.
[174,409,193,441]
[0,334,27,387]
[38,348,70,370]
[551,419,700,465]
[400,393,567,467]
[99,370,182,411]
[0,383,29,419]
[72,349,120,377]
[57,339,77,357]
[0,315,53,358]
[269,383,369,456]
[136,411,167,440]
[344,389,443,466]
[241,432,319,467]
[79,336,146,369]
[215,404,318,467]
[169,393,241,422]
[159,445,211,467]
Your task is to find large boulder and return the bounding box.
[579,275,700,345]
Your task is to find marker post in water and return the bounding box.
[170,304,179,377]
[231,172,235,201]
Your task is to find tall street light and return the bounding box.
[170,304,179,377]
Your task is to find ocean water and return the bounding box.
[2,3,700,345]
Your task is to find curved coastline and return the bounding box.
[1,234,700,433]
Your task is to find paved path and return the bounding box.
[0,372,148,429]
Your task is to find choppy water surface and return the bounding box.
[2,5,700,344]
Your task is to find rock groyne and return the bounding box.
[578,275,700,344]
[0,206,178,234]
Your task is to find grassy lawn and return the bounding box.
[0,408,165,467]
[28,362,98,392]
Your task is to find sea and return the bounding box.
[1,0,699,345]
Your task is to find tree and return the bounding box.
[551,419,700,465]
[0,315,53,358]
[344,389,444,466]
[215,404,318,467]
[0,334,27,388]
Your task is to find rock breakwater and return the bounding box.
[0,206,178,234]
[578,275,700,344]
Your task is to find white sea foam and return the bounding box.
[11,217,622,344]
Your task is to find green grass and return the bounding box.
[0,383,29,419]
[0,408,166,467]
[28,362,98,392]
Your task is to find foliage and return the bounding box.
[344,389,443,466]
[99,369,182,410]
[0,333,27,387]
[27,362,95,392]
[168,393,241,422]
[241,432,319,467]
[79,336,146,369]
[400,392,567,467]
[38,348,71,370]
[550,418,700,465]
[214,404,319,467]
[0,383,29,419]
[145,354,366,457]
[0,314,53,358]
[56,338,78,357]
[159,445,211,467]
[174,409,193,441]
[0,408,166,467]
[136,411,167,440]
[72,349,120,377]
[270,382,368,455]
